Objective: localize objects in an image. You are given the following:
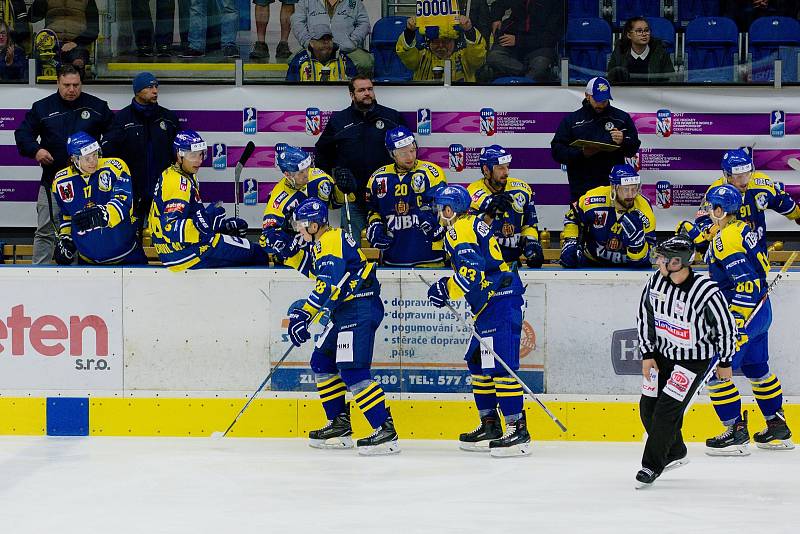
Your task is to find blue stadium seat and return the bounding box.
[614,1,661,29]
[568,0,600,18]
[749,17,800,81]
[677,0,721,28]
[648,17,676,56]
[492,76,536,84]
[684,17,738,82]
[371,16,413,82]
[566,18,612,83]
[778,46,800,83]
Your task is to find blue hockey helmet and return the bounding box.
[66,131,100,158]
[608,164,641,186]
[721,149,753,176]
[293,197,329,230]
[385,126,416,152]
[277,145,312,173]
[173,129,207,157]
[705,183,742,215]
[433,184,471,216]
[479,145,512,174]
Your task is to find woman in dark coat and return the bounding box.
[607,17,675,83]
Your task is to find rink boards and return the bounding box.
[0,267,798,439]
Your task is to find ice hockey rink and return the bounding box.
[1,437,798,534]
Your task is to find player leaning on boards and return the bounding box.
[365,126,448,267]
[700,184,794,455]
[283,198,399,456]
[148,130,268,270]
[467,144,543,268]
[427,185,530,457]
[635,234,737,488]
[51,132,147,265]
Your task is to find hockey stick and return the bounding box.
[343,194,354,239]
[211,270,352,439]
[234,141,256,218]
[417,274,567,432]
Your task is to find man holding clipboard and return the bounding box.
[551,77,640,202]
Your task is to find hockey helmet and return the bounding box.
[721,149,753,176]
[174,130,207,157]
[433,184,471,216]
[608,164,641,186]
[385,126,416,152]
[277,146,312,173]
[479,145,512,174]
[654,234,694,266]
[705,184,742,216]
[67,131,100,158]
[293,197,329,231]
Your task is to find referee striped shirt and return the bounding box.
[637,269,737,365]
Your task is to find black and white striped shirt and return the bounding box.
[637,269,736,364]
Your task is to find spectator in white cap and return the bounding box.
[550,76,641,202]
[286,22,357,82]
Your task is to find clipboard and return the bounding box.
[570,139,621,152]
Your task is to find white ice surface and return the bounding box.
[0,437,798,534]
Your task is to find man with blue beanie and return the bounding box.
[102,72,180,232]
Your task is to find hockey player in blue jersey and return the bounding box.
[260,146,344,262]
[51,132,147,265]
[365,126,447,267]
[467,145,543,267]
[560,164,656,268]
[148,130,268,271]
[702,184,793,455]
[284,198,399,455]
[679,149,800,253]
[426,185,530,457]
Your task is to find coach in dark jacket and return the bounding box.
[14,64,113,264]
[551,77,641,202]
[315,75,407,238]
[102,72,179,227]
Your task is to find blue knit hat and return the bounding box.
[133,72,158,94]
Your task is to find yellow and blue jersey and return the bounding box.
[563,185,657,267]
[366,159,447,266]
[696,173,800,251]
[396,29,486,83]
[286,227,379,315]
[707,219,770,320]
[467,177,539,263]
[286,48,357,82]
[444,214,523,313]
[52,157,139,264]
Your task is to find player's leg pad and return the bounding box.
[494,376,524,419]
[459,409,503,452]
[356,407,400,456]
[707,379,743,426]
[308,402,354,450]
[469,374,498,412]
[754,410,794,450]
[316,374,347,421]
[750,374,784,420]
[706,410,751,456]
[489,412,532,458]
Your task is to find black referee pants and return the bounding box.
[640,354,712,474]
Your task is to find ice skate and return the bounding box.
[489,413,532,458]
[706,411,750,456]
[459,410,503,452]
[663,451,690,472]
[754,411,795,451]
[308,405,354,449]
[357,408,400,456]
[634,468,659,489]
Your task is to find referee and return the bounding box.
[635,234,737,488]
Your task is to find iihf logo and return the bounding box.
[449,144,466,172]
[417,108,431,136]
[656,109,672,138]
[770,110,785,138]
[480,108,496,136]
[626,152,641,172]
[243,107,257,134]
[243,178,258,206]
[274,143,288,168]
[212,143,227,170]
[305,107,322,136]
[656,180,673,209]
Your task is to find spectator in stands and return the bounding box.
[3,0,30,52]
[550,77,640,202]
[291,0,372,74]
[286,23,357,81]
[181,0,239,58]
[485,0,564,82]
[132,0,176,57]
[28,0,99,75]
[468,0,493,51]
[250,0,297,60]
[102,72,179,232]
[315,75,407,238]
[397,16,486,83]
[0,21,27,81]
[607,17,675,83]
[723,0,800,31]
[14,64,113,264]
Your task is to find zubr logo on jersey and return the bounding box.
[449,144,465,172]
[656,109,672,137]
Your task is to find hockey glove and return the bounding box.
[193,202,226,237]
[221,217,248,237]
[524,238,544,268]
[676,220,702,241]
[54,235,77,265]
[417,209,445,240]
[559,238,583,268]
[287,308,312,347]
[618,210,646,249]
[732,312,749,351]
[366,221,393,250]
[262,229,293,254]
[427,277,450,308]
[72,205,109,232]
[332,167,358,195]
[485,192,513,219]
